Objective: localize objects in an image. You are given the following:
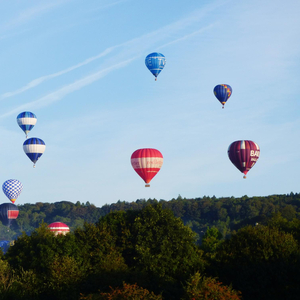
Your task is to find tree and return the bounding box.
[5,223,86,299]
[131,204,205,281]
[183,272,242,300]
[96,204,206,299]
[200,227,222,254]
[210,225,300,300]
[80,282,163,300]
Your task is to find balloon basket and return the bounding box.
[155,78,157,81]
[145,184,150,187]
[243,175,247,179]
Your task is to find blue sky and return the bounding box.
[0,0,299,207]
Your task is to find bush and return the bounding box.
[183,272,242,300]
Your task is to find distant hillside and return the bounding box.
[1,192,299,242]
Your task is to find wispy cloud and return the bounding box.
[0,47,116,100]
[157,24,216,50]
[0,1,225,118]
[0,58,135,119]
[91,0,131,11]
[0,1,69,32]
[1,2,222,100]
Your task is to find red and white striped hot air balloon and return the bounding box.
[131,148,163,187]
[228,140,260,178]
[48,222,70,235]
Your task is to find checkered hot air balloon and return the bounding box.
[228,140,260,179]
[2,179,23,204]
[23,137,46,167]
[0,203,19,227]
[17,111,37,138]
[213,84,232,108]
[131,148,163,187]
[145,53,166,81]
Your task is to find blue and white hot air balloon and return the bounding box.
[145,52,166,81]
[2,179,23,204]
[17,112,37,138]
[23,137,46,167]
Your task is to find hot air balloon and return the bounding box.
[0,203,19,227]
[23,137,46,167]
[145,52,166,80]
[213,84,232,108]
[48,222,70,235]
[228,140,260,178]
[16,111,37,138]
[2,179,23,204]
[131,148,163,187]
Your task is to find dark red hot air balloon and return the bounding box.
[228,140,260,178]
[131,148,163,187]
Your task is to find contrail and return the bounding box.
[0,2,222,100]
[0,24,216,119]
[0,47,115,100]
[0,25,213,119]
[0,1,226,120]
[0,58,135,119]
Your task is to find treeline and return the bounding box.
[1,192,299,242]
[0,203,300,299]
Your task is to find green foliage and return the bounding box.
[3,204,207,299]
[0,258,13,295]
[6,223,81,274]
[74,222,127,274]
[267,212,300,243]
[45,255,85,299]
[200,227,223,254]
[97,204,206,277]
[9,268,40,299]
[3,192,300,243]
[131,204,204,280]
[1,194,300,299]
[96,204,206,299]
[210,224,300,300]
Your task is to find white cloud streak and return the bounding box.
[1,3,222,100]
[91,0,131,11]
[0,47,116,100]
[0,1,225,119]
[0,1,69,32]
[0,58,135,119]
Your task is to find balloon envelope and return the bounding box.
[2,179,23,203]
[0,203,19,227]
[131,148,163,187]
[48,222,70,235]
[17,111,37,138]
[23,137,46,166]
[145,53,166,80]
[213,84,232,108]
[228,140,260,178]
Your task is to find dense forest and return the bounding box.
[0,193,299,299]
[1,192,299,242]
